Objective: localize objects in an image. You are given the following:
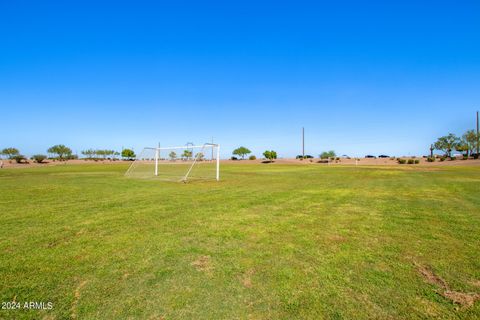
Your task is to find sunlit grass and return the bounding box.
[0,163,479,319]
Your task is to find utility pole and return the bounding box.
[302,127,305,159]
[430,144,434,158]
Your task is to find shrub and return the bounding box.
[462,155,468,160]
[13,155,26,163]
[427,157,435,162]
[449,156,456,161]
[440,157,446,161]
[231,156,238,160]
[414,159,420,164]
[121,149,136,160]
[407,159,414,164]
[296,155,313,159]
[398,159,407,164]
[32,154,47,163]
[249,155,256,160]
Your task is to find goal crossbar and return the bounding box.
[143,143,218,151]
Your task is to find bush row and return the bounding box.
[397,159,420,164]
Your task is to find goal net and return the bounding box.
[125,144,220,182]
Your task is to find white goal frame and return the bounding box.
[125,143,220,182]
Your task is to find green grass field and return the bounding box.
[1,163,479,319]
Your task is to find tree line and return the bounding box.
[3,132,479,166]
[231,146,277,161]
[432,129,479,160]
[0,145,138,164]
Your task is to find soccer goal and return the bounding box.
[125,143,220,182]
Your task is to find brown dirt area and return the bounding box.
[191,255,213,274]
[416,263,480,308]
[0,159,129,169]
[1,157,479,169]
[224,157,480,167]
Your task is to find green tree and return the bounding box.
[96,149,106,159]
[455,141,469,157]
[83,149,96,159]
[434,133,459,157]
[320,150,336,159]
[196,152,205,161]
[182,150,193,160]
[263,150,277,162]
[47,144,72,160]
[169,151,177,161]
[121,149,136,160]
[107,150,115,159]
[462,130,478,157]
[1,147,20,159]
[232,146,251,160]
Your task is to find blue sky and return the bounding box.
[1,1,479,158]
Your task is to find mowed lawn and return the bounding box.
[1,163,479,319]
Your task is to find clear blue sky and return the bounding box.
[1,1,479,158]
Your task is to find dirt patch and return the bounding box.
[191,255,213,274]
[417,264,449,289]
[241,269,254,288]
[415,263,480,308]
[443,291,480,308]
[71,280,88,319]
[223,157,480,167]
[327,234,346,243]
[470,280,480,288]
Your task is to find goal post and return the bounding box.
[125,143,220,182]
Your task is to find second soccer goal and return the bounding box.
[125,143,220,182]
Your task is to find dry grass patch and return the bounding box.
[416,263,480,309]
[241,269,255,288]
[71,280,88,319]
[191,255,213,274]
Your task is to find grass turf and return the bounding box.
[0,163,479,319]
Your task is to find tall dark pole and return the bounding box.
[477,111,479,157]
[302,127,305,159]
